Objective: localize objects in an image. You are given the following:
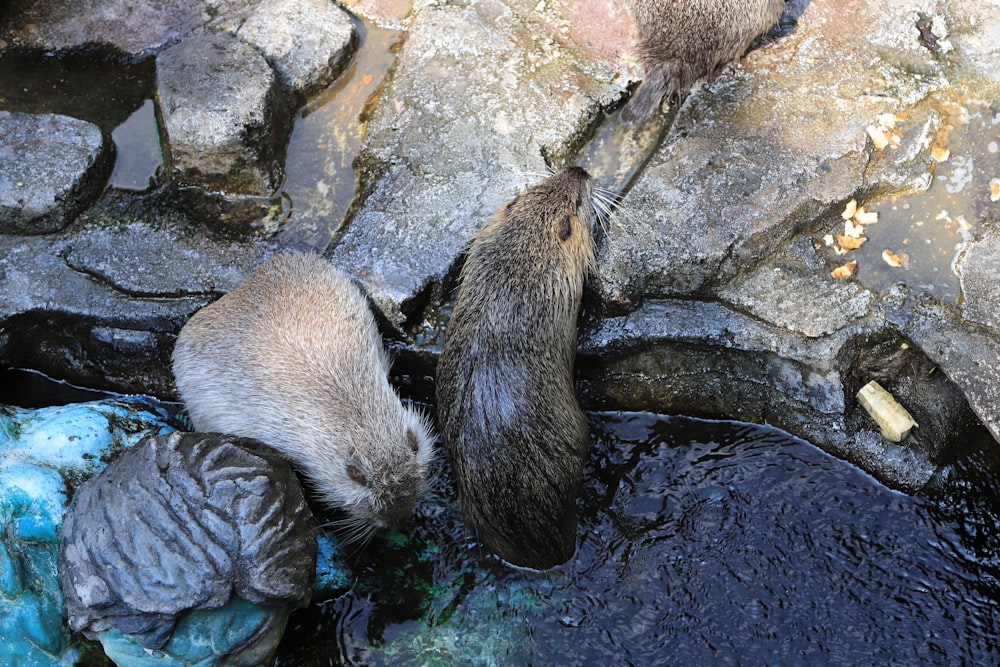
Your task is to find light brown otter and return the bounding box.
[435,167,596,570]
[622,0,786,123]
[171,252,434,544]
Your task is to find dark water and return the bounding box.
[2,370,998,664]
[277,412,1000,666]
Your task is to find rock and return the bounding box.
[594,0,945,309]
[576,286,982,492]
[236,0,357,100]
[577,297,855,446]
[949,1,1000,84]
[958,230,1000,331]
[58,431,317,662]
[0,397,180,667]
[0,0,254,57]
[0,112,113,234]
[156,31,287,198]
[893,298,1000,446]
[0,191,273,396]
[329,0,621,328]
[718,240,875,338]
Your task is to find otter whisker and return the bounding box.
[328,515,377,554]
[591,186,627,236]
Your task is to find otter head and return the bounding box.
[471,167,597,315]
[314,391,434,546]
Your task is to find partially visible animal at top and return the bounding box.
[622,0,786,123]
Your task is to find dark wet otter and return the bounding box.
[436,167,596,570]
[622,0,785,122]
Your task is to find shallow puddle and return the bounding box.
[0,50,153,133]
[277,22,403,252]
[834,99,999,303]
[108,99,162,191]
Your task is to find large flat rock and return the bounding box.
[594,0,949,308]
[329,0,620,328]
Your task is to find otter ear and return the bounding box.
[557,214,573,241]
[406,429,420,454]
[347,464,368,485]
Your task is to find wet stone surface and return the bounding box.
[0,0,257,57]
[155,32,285,197]
[0,0,998,495]
[235,0,357,101]
[959,230,1000,331]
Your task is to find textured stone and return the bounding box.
[0,192,273,397]
[58,431,317,651]
[958,230,1000,331]
[156,32,285,196]
[329,0,620,328]
[0,112,112,234]
[0,0,254,57]
[237,0,357,100]
[896,299,1000,445]
[719,243,875,338]
[593,0,948,309]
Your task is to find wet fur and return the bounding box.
[436,167,596,570]
[623,0,785,122]
[172,252,434,543]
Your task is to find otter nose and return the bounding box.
[381,494,417,530]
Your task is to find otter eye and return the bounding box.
[347,464,368,485]
[406,429,420,454]
[558,214,573,241]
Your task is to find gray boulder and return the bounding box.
[0,112,112,234]
[958,230,1000,331]
[156,32,286,198]
[0,0,253,57]
[236,0,357,100]
[58,431,317,658]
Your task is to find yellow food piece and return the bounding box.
[831,260,857,279]
[857,380,918,443]
[882,249,905,267]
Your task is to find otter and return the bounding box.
[172,252,434,544]
[622,0,786,123]
[435,167,596,570]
